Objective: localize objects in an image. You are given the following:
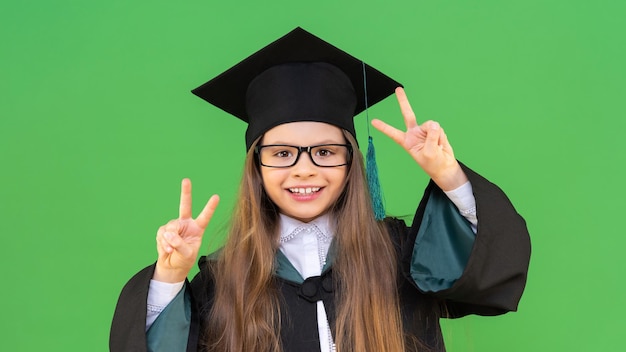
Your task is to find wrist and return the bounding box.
[153,264,189,283]
[432,163,468,191]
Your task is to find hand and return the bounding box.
[154,179,220,283]
[371,87,468,191]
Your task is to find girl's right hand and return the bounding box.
[154,178,220,283]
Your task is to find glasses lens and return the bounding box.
[310,145,350,166]
[259,145,299,167]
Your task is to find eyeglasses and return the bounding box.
[255,144,353,168]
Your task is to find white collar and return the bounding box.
[278,213,334,243]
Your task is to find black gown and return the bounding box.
[110,164,531,352]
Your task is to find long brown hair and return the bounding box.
[206,130,405,351]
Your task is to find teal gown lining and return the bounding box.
[146,286,191,352]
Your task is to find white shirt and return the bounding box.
[146,181,478,350]
[278,213,335,352]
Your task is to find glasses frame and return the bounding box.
[255,143,353,168]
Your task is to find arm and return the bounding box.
[386,164,529,318]
[147,280,185,330]
[110,264,194,352]
[375,88,530,317]
[444,181,477,233]
[110,264,155,352]
[433,163,530,317]
[110,179,220,351]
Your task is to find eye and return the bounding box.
[263,146,296,158]
[315,148,334,157]
[313,145,345,158]
[275,150,293,158]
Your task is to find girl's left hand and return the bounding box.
[371,87,468,191]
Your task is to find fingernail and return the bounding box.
[164,232,173,240]
[431,122,440,130]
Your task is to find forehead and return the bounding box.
[261,121,346,144]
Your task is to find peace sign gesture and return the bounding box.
[154,179,220,283]
[372,87,468,191]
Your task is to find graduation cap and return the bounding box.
[192,27,401,219]
[192,27,401,150]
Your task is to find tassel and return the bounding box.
[366,135,385,220]
[362,61,385,220]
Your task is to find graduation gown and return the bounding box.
[110,164,531,352]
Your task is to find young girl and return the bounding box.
[110,28,530,352]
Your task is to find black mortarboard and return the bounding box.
[191,27,402,150]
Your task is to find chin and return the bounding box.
[291,209,330,223]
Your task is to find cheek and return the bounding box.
[260,167,272,183]
[330,169,349,192]
[259,168,287,191]
[338,168,349,183]
[335,170,351,205]
[258,172,278,206]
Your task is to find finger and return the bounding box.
[163,219,181,234]
[422,121,442,156]
[195,195,220,230]
[163,231,192,258]
[440,129,454,154]
[160,234,174,254]
[395,87,419,130]
[179,178,192,219]
[371,119,405,146]
[156,227,168,255]
[156,227,174,254]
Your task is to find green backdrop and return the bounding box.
[2,0,624,351]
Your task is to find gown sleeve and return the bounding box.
[110,264,155,352]
[399,162,531,318]
[110,260,210,352]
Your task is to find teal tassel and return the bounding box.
[366,136,385,220]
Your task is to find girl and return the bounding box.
[110,28,530,352]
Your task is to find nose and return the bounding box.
[291,150,317,177]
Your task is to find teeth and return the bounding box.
[289,187,320,194]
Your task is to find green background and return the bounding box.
[1,0,624,350]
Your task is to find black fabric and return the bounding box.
[110,265,154,352]
[279,274,334,352]
[421,163,530,317]
[110,163,531,352]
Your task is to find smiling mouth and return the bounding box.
[288,187,321,195]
